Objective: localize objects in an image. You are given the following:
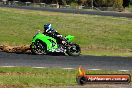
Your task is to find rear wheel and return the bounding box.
[30,40,47,55]
[66,43,81,56]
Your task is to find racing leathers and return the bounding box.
[43,29,66,45]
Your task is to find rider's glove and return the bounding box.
[57,35,63,37]
[62,41,66,45]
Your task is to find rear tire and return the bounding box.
[30,40,47,55]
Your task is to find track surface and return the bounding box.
[0,5,132,18]
[0,52,132,70]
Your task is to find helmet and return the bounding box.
[44,24,52,32]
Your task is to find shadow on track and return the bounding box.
[15,51,66,56]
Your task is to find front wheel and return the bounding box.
[66,43,81,56]
[30,40,47,55]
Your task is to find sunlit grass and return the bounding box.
[0,7,132,56]
[0,67,131,86]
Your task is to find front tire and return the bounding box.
[30,40,47,55]
[66,43,81,56]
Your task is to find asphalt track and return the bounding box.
[0,5,132,18]
[0,52,132,70]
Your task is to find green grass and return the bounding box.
[0,67,76,86]
[83,49,132,56]
[0,7,132,56]
[0,67,131,86]
[129,4,132,8]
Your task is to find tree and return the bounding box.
[113,0,124,11]
[77,0,87,5]
[123,0,130,8]
[94,0,114,7]
[130,0,132,4]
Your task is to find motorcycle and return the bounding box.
[30,32,81,56]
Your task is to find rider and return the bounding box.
[43,23,66,45]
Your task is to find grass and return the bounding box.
[129,4,132,8]
[0,7,132,56]
[126,4,132,12]
[83,49,132,57]
[0,67,131,87]
[0,67,76,86]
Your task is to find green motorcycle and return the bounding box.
[30,32,81,56]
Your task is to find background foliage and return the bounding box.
[13,0,130,9]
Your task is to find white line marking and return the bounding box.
[62,68,74,70]
[87,69,101,70]
[118,70,129,72]
[1,66,16,67]
[32,67,47,69]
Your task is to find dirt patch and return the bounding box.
[0,84,24,88]
[29,84,132,88]
[0,84,131,88]
[0,83,132,88]
[0,45,30,53]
